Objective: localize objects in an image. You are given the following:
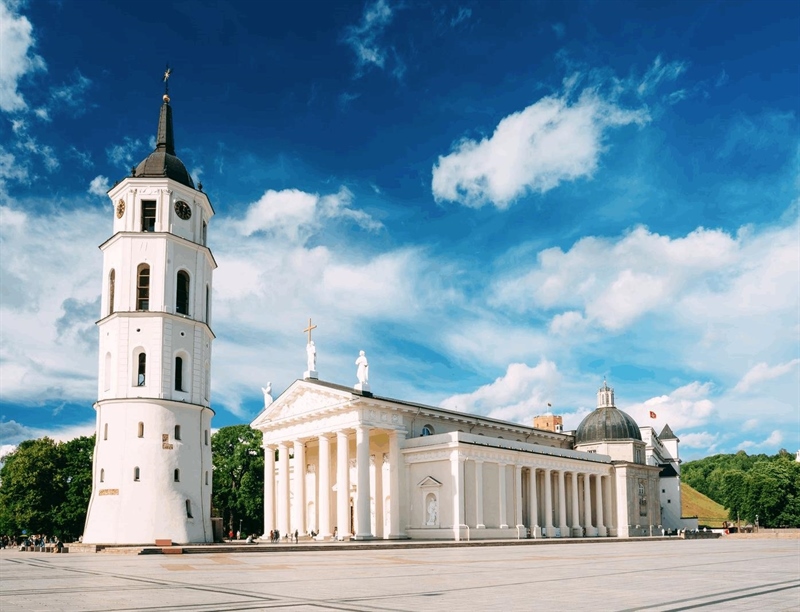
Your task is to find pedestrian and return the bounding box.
[294,529,298,543]
[228,529,233,540]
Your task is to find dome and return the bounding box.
[575,406,642,444]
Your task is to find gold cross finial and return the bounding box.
[303,317,317,343]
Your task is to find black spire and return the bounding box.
[155,99,176,155]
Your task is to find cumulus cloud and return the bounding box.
[440,360,561,423]
[491,221,798,336]
[0,418,95,446]
[679,431,719,450]
[733,359,800,393]
[88,175,109,197]
[739,430,784,451]
[0,0,46,113]
[624,381,716,431]
[235,187,382,242]
[432,89,649,208]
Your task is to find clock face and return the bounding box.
[174,200,192,221]
[116,200,125,219]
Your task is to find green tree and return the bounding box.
[211,425,264,537]
[0,435,94,540]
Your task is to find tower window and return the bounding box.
[421,425,434,436]
[141,200,156,232]
[205,285,210,324]
[137,353,146,386]
[174,424,181,440]
[100,468,105,483]
[202,221,207,246]
[185,499,193,518]
[204,429,209,446]
[176,271,190,315]
[136,265,150,311]
[138,422,144,438]
[174,468,180,482]
[175,356,184,392]
[103,423,108,440]
[134,466,140,481]
[205,471,208,485]
[108,269,115,315]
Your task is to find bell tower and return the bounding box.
[83,77,216,544]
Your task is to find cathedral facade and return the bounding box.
[251,377,688,541]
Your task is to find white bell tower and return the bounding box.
[83,80,216,544]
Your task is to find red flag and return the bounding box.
[649,411,657,419]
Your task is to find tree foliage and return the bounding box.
[0,435,94,540]
[682,450,800,527]
[211,425,264,536]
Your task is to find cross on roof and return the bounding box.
[303,317,317,343]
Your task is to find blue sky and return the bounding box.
[1,0,798,460]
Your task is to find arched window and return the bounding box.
[175,356,184,392]
[185,499,193,518]
[202,221,207,245]
[176,271,190,315]
[108,269,115,315]
[174,424,181,440]
[421,425,434,437]
[204,429,209,446]
[137,422,144,438]
[174,468,180,482]
[134,466,140,481]
[100,468,105,482]
[136,264,150,311]
[137,353,146,386]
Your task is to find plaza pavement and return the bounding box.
[1,538,798,611]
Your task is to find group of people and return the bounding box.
[4,534,64,552]
[266,529,300,543]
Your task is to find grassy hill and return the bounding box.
[681,482,729,527]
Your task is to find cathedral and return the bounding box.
[251,366,693,541]
[82,80,691,545]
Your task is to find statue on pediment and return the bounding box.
[261,383,273,409]
[356,350,369,384]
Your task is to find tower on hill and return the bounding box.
[83,81,216,544]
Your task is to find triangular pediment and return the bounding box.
[417,476,442,488]
[250,379,354,430]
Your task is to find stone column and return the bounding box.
[571,471,581,537]
[388,430,405,539]
[354,425,372,539]
[596,474,607,536]
[277,442,290,536]
[317,434,331,539]
[374,454,384,538]
[583,473,596,536]
[336,430,350,539]
[557,469,568,537]
[543,468,554,536]
[514,465,524,530]
[452,451,465,541]
[475,459,485,528]
[293,440,306,536]
[604,472,614,536]
[528,468,539,537]
[262,444,275,538]
[498,463,508,528]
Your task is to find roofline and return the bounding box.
[98,231,218,269]
[96,310,216,339]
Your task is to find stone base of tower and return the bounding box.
[83,398,214,545]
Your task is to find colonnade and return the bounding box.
[262,426,404,540]
[469,460,613,537]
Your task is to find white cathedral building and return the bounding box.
[251,365,693,541]
[81,80,691,545]
[83,85,215,544]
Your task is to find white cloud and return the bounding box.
[432,89,649,208]
[624,381,716,431]
[88,175,109,197]
[679,431,719,450]
[733,359,800,393]
[637,55,686,96]
[440,360,561,423]
[739,429,784,451]
[0,418,95,446]
[107,137,143,168]
[49,71,91,113]
[235,187,382,242]
[343,0,400,77]
[0,0,46,113]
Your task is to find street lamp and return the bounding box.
[239,519,243,538]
